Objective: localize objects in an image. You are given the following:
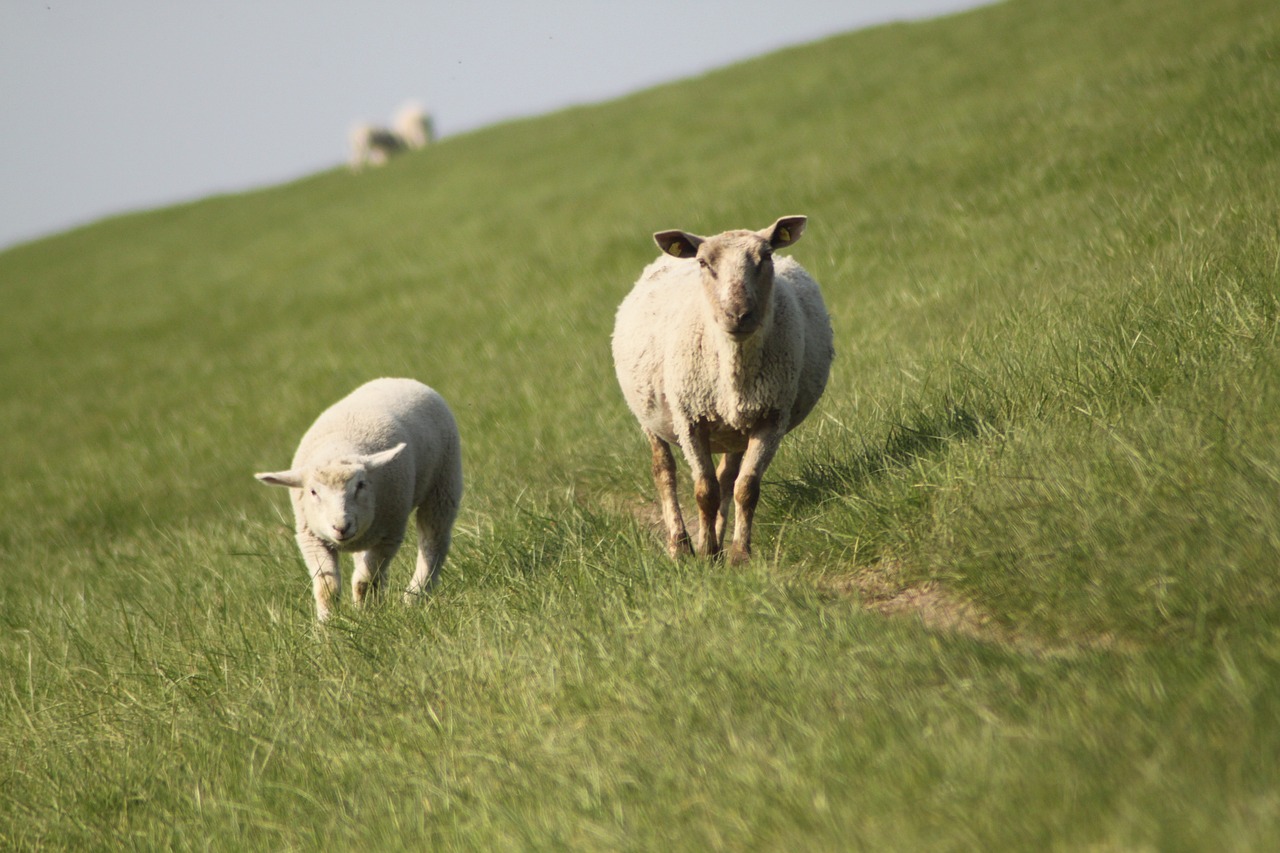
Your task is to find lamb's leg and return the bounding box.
[352,540,401,607]
[649,431,692,558]
[404,502,456,603]
[297,530,341,622]
[728,422,784,565]
[715,452,743,551]
[680,424,720,558]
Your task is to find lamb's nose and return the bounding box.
[332,522,351,539]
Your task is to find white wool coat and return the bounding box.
[286,378,462,552]
[612,255,834,452]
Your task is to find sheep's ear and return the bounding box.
[256,470,304,488]
[362,442,407,469]
[654,230,703,259]
[763,216,807,249]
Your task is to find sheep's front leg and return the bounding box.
[715,452,743,551]
[297,530,341,621]
[649,431,693,558]
[680,424,720,558]
[728,419,785,565]
[352,540,401,607]
[405,502,456,603]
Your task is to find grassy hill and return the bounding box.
[3,0,1279,847]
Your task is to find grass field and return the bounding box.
[3,0,1279,848]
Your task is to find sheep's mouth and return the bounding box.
[724,322,761,340]
[721,309,762,339]
[326,527,359,545]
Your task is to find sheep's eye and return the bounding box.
[697,258,709,269]
[354,481,365,494]
[309,488,318,498]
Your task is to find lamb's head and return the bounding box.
[255,443,406,546]
[655,215,807,341]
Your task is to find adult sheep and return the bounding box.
[256,378,463,621]
[612,215,834,564]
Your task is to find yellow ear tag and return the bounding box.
[779,227,791,243]
[670,243,682,256]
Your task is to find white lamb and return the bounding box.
[255,378,463,621]
[348,123,405,172]
[612,215,834,564]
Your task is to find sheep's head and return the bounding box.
[256,443,406,546]
[655,215,807,341]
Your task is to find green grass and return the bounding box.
[3,0,1280,847]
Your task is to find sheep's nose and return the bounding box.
[730,308,757,331]
[332,521,352,539]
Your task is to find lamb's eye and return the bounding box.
[354,481,365,493]
[309,488,318,498]
[697,258,709,269]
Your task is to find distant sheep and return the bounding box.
[348,101,435,171]
[392,101,436,150]
[256,378,463,621]
[612,216,834,563]
[348,123,406,171]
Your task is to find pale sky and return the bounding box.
[0,1,988,250]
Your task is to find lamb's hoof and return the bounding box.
[727,544,751,565]
[668,536,694,560]
[353,581,370,604]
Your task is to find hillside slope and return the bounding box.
[2,0,1278,848]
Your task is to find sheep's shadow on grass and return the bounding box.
[769,401,989,515]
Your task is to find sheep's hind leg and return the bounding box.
[352,541,400,607]
[680,424,721,558]
[404,502,456,603]
[649,431,693,558]
[728,423,784,565]
[715,452,743,552]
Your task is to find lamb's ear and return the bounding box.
[654,230,703,259]
[362,442,407,469]
[256,470,304,488]
[763,216,807,249]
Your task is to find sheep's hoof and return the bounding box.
[353,580,370,604]
[668,535,694,559]
[727,544,751,565]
